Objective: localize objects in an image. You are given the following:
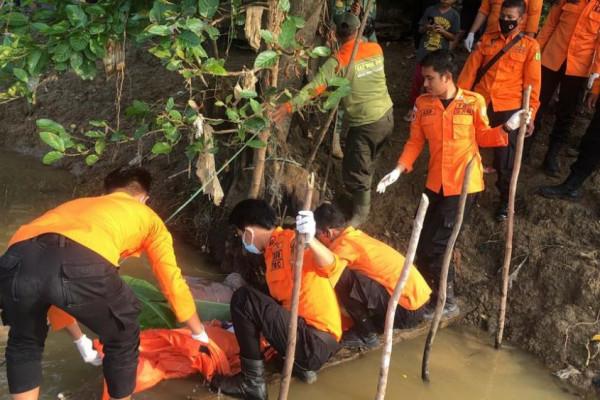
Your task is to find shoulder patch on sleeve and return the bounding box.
[535,52,541,61]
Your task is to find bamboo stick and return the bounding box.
[306,0,374,169]
[495,85,532,349]
[278,173,315,400]
[421,158,475,382]
[374,193,430,400]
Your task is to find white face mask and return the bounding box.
[242,228,261,254]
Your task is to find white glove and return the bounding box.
[376,167,402,194]
[588,73,599,90]
[464,32,475,52]
[296,210,316,243]
[74,334,102,366]
[505,109,532,131]
[192,330,210,344]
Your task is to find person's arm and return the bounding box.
[457,41,484,91]
[144,214,203,334]
[307,239,336,269]
[473,96,509,147]
[536,1,563,50]
[469,1,488,35]
[524,0,543,36]
[397,101,426,172]
[524,41,542,120]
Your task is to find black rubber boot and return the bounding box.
[349,190,371,227]
[542,142,562,177]
[341,316,379,349]
[211,357,268,400]
[494,202,508,222]
[537,173,586,200]
[292,362,318,384]
[423,283,460,320]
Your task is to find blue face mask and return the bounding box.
[242,228,262,254]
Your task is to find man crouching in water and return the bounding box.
[211,199,343,399]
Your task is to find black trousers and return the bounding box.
[533,64,587,148]
[230,286,339,371]
[335,268,424,331]
[0,234,141,398]
[342,108,394,194]
[489,104,519,203]
[415,189,475,293]
[571,100,600,180]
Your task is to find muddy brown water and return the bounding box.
[0,150,579,399]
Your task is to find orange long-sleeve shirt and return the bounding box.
[264,228,343,341]
[457,30,541,117]
[398,89,509,196]
[537,0,600,78]
[328,227,431,311]
[9,192,197,325]
[479,0,543,35]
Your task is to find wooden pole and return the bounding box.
[306,0,374,169]
[278,173,315,400]
[421,158,475,382]
[374,193,430,400]
[495,85,532,349]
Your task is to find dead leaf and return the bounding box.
[194,117,224,206]
[244,6,264,51]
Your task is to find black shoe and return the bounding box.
[423,302,460,321]
[542,144,562,177]
[494,203,508,222]
[537,173,585,201]
[211,357,268,400]
[293,363,318,384]
[341,329,379,349]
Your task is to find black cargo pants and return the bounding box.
[488,104,519,204]
[0,234,141,398]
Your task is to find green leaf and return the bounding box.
[51,44,71,63]
[39,131,66,152]
[259,30,275,45]
[324,85,351,110]
[309,46,331,58]
[26,50,43,75]
[169,110,183,122]
[204,25,220,40]
[247,139,267,148]
[2,12,28,27]
[204,58,227,76]
[121,276,177,329]
[243,116,267,133]
[84,130,104,138]
[249,98,262,115]
[89,120,107,128]
[179,30,201,47]
[69,34,89,51]
[151,142,172,155]
[36,119,66,135]
[94,139,106,155]
[49,21,70,35]
[85,5,106,17]
[65,5,88,28]
[70,52,83,70]
[31,22,50,33]
[88,23,105,34]
[198,0,219,19]
[76,60,97,80]
[278,19,297,50]
[146,24,171,36]
[166,97,175,111]
[85,154,99,166]
[240,89,258,99]
[42,151,64,165]
[226,108,240,122]
[288,16,305,28]
[13,68,28,83]
[88,38,105,57]
[185,18,206,35]
[253,50,278,70]
[133,124,149,139]
[125,100,151,117]
[278,0,290,12]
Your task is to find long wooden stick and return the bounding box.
[495,85,532,349]
[421,158,475,382]
[278,173,315,400]
[374,193,430,400]
[306,0,374,169]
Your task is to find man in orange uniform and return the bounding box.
[377,50,529,317]
[313,203,431,348]
[212,199,343,399]
[464,0,542,51]
[532,0,600,176]
[0,168,207,400]
[458,0,541,220]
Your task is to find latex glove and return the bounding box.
[296,210,316,243]
[588,73,600,90]
[74,334,102,367]
[376,167,402,194]
[464,32,475,52]
[192,330,210,344]
[505,109,532,131]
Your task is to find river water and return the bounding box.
[0,150,579,399]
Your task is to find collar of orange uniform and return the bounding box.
[496,29,523,42]
[431,87,464,110]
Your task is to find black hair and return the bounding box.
[501,0,526,15]
[104,166,152,194]
[228,199,277,230]
[314,203,347,231]
[420,49,459,80]
[336,22,357,42]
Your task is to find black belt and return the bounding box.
[33,233,73,248]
